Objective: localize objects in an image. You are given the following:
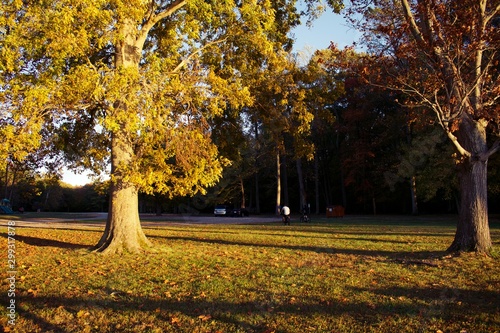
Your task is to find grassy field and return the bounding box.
[1,214,499,332]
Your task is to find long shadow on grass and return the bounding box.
[16,306,71,333]
[16,284,500,332]
[153,225,457,240]
[151,235,446,260]
[350,285,500,327]
[2,233,91,249]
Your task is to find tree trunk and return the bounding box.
[314,152,320,214]
[254,172,260,214]
[3,162,9,200]
[447,116,492,254]
[339,167,347,209]
[254,121,261,214]
[94,132,152,254]
[448,158,491,253]
[276,153,281,214]
[240,176,246,208]
[281,152,289,207]
[296,158,306,211]
[93,19,153,254]
[410,175,418,215]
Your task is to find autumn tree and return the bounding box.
[299,48,344,212]
[1,0,344,253]
[351,0,500,253]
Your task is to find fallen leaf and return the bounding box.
[76,310,89,318]
[198,314,212,321]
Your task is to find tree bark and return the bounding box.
[93,18,153,254]
[314,152,320,214]
[448,116,492,253]
[239,176,246,208]
[448,158,491,253]
[410,175,418,215]
[281,152,289,207]
[276,153,281,215]
[296,158,306,211]
[254,121,261,214]
[94,132,152,254]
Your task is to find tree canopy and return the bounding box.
[0,0,343,253]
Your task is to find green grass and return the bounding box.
[1,215,499,332]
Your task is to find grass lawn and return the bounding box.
[1,214,499,332]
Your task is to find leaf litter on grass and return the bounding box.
[1,220,499,332]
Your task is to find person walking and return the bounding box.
[280,205,290,225]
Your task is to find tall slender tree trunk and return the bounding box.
[282,154,289,207]
[240,176,246,208]
[296,158,306,211]
[276,153,281,215]
[8,169,18,203]
[3,162,9,200]
[254,172,260,214]
[410,175,418,215]
[339,168,347,209]
[314,152,320,214]
[254,121,261,214]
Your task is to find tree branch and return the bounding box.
[479,139,500,161]
[400,0,425,46]
[445,129,472,159]
[137,0,187,47]
[171,37,228,73]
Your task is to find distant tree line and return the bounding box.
[3,71,499,216]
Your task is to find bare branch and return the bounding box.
[479,139,500,161]
[484,1,500,24]
[400,0,425,46]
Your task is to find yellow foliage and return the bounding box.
[0,0,326,196]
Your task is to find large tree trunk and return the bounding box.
[94,132,152,254]
[448,158,491,253]
[448,118,492,254]
[96,144,151,254]
[93,19,153,254]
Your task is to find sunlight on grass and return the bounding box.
[1,217,499,332]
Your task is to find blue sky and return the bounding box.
[62,11,361,186]
[291,9,361,59]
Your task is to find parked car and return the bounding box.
[214,205,229,217]
[230,207,249,217]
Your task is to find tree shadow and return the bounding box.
[14,283,500,332]
[149,234,447,261]
[2,233,91,250]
